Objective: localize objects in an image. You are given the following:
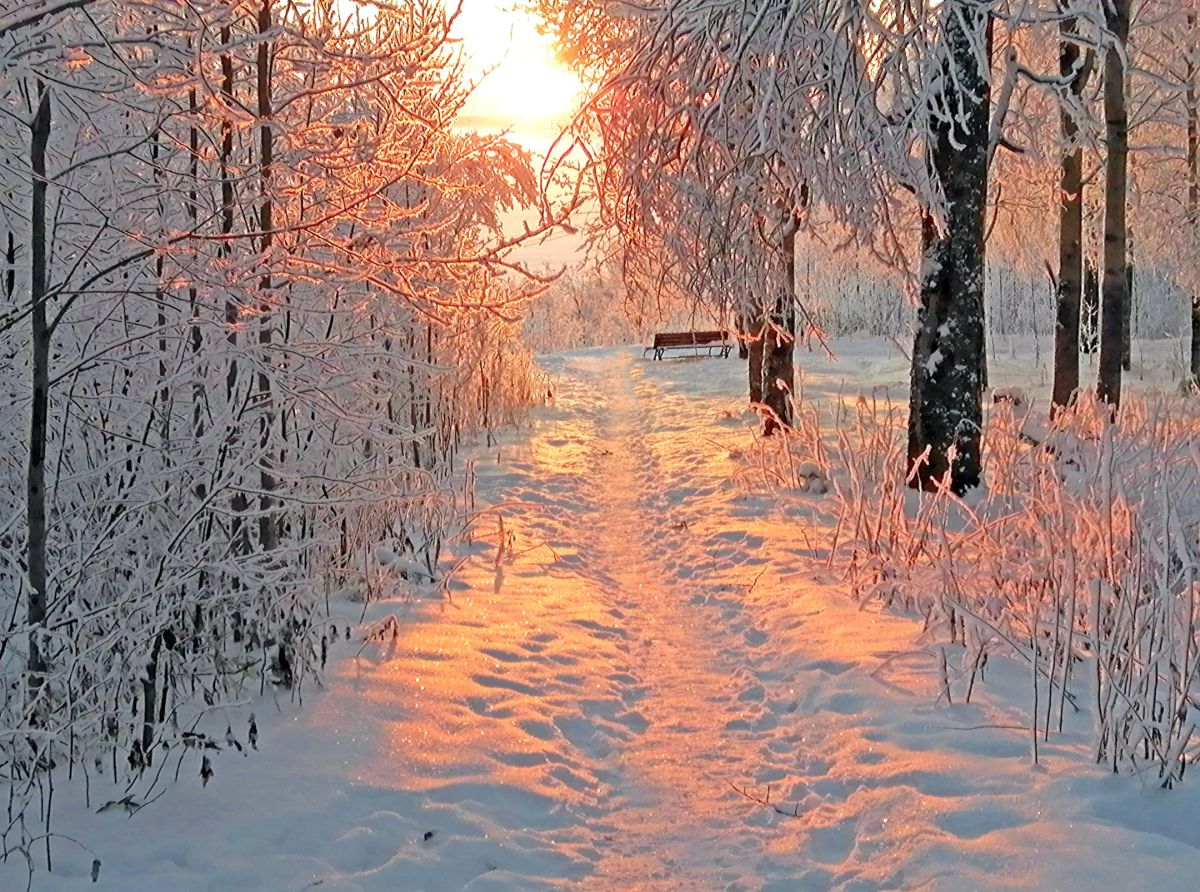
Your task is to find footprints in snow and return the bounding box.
[479,646,523,664]
[455,357,915,882]
[568,617,625,641]
[744,628,769,648]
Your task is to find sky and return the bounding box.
[450,1,589,268]
[453,0,583,148]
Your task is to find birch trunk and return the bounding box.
[1052,17,1093,411]
[907,5,990,494]
[1097,0,1131,406]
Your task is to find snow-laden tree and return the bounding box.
[542,0,1200,482]
[539,0,999,485]
[0,0,570,862]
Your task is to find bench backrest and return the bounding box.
[653,330,729,348]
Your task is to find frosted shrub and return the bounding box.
[795,391,1200,785]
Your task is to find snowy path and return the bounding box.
[358,348,823,889]
[17,342,1200,891]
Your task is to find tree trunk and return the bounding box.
[256,0,278,552]
[1052,16,1093,412]
[762,219,797,436]
[5,230,14,300]
[220,23,250,556]
[748,318,764,404]
[221,26,237,402]
[1122,230,1133,372]
[151,116,171,447]
[26,86,52,699]
[140,630,163,761]
[1097,0,1131,406]
[907,6,990,494]
[188,45,206,454]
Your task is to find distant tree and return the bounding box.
[1052,7,1095,412]
[1098,0,1133,405]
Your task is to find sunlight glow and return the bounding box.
[453,0,582,139]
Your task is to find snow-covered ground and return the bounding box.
[8,337,1200,891]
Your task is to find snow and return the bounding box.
[991,386,1026,405]
[7,337,1200,891]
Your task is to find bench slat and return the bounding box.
[652,330,728,348]
[645,330,733,360]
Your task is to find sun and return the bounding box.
[455,0,582,134]
[470,46,580,122]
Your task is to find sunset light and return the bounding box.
[8,0,1200,889]
[455,0,583,138]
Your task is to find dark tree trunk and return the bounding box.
[5,230,14,300]
[220,23,250,555]
[188,47,206,455]
[1122,232,1133,372]
[27,86,52,697]
[1097,0,1131,406]
[762,220,797,436]
[256,0,278,552]
[907,6,990,494]
[748,318,764,404]
[1052,16,1093,412]
[221,26,238,402]
[140,630,163,760]
[151,117,171,447]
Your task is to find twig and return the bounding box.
[728,781,805,818]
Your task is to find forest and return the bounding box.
[1,0,571,867]
[3,0,1200,888]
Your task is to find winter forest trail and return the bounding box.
[363,347,831,890]
[360,346,879,891]
[307,347,1200,892]
[23,345,1200,892]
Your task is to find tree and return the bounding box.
[538,1,882,432]
[1052,7,1095,412]
[906,4,992,493]
[26,85,51,702]
[1098,0,1133,405]
[540,0,1006,478]
[1190,4,1200,388]
[0,0,572,860]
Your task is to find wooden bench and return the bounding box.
[644,330,732,361]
